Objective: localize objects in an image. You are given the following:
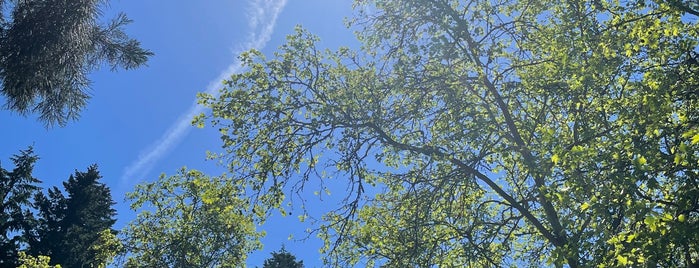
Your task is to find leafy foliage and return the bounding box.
[121,168,263,267]
[89,229,123,268]
[17,252,61,268]
[0,0,152,126]
[0,147,40,267]
[196,0,699,266]
[262,246,304,268]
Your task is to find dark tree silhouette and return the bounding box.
[30,165,117,267]
[0,0,152,126]
[0,148,40,267]
[262,246,304,268]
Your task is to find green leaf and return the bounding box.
[551,154,560,165]
[580,202,590,211]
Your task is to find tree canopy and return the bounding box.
[0,148,40,267]
[262,246,304,268]
[17,251,61,268]
[121,168,263,267]
[31,165,117,267]
[195,0,699,266]
[0,0,152,126]
[0,148,118,267]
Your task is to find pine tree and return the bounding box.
[62,165,117,267]
[0,0,152,126]
[262,246,304,268]
[28,187,66,263]
[0,148,41,267]
[31,165,117,267]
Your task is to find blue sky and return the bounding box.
[0,0,358,266]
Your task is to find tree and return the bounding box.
[262,246,304,268]
[0,148,40,266]
[30,165,117,268]
[60,165,117,267]
[89,229,123,268]
[17,252,61,268]
[121,168,263,267]
[27,186,65,264]
[195,0,699,266]
[0,0,152,126]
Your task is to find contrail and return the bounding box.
[120,0,287,184]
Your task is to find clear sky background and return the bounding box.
[0,0,359,266]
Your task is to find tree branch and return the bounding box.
[435,1,577,266]
[366,122,560,247]
[665,0,699,17]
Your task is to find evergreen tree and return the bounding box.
[0,148,40,267]
[31,165,117,267]
[0,0,152,126]
[262,246,304,268]
[28,187,66,264]
[62,165,116,267]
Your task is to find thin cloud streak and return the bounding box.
[120,0,287,184]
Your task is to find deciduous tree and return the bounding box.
[17,252,60,268]
[121,168,263,267]
[196,0,699,266]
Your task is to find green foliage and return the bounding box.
[121,167,263,267]
[0,0,152,126]
[30,165,117,268]
[262,246,304,268]
[0,147,40,266]
[197,0,699,266]
[17,252,60,268]
[89,229,123,268]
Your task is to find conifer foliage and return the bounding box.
[30,165,117,268]
[0,0,152,126]
[262,246,304,268]
[0,148,118,267]
[0,148,40,267]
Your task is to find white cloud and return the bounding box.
[120,0,287,184]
